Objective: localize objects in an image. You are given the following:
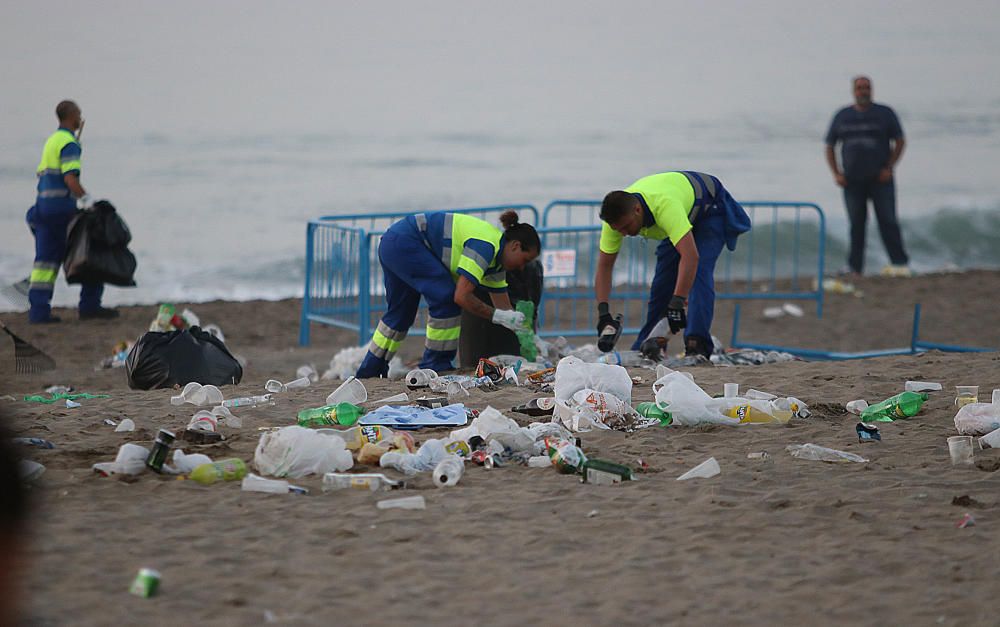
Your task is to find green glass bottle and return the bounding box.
[860,391,929,423]
[515,300,538,361]
[581,459,634,484]
[296,402,363,428]
[636,401,672,426]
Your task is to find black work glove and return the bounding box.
[596,302,619,336]
[666,295,687,334]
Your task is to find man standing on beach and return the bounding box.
[825,76,910,277]
[595,171,750,359]
[26,100,117,323]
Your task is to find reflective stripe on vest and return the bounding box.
[680,171,720,224]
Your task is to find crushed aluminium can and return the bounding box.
[856,422,881,442]
[129,568,161,598]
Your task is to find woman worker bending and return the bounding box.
[356,210,540,378]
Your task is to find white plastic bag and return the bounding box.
[654,372,739,426]
[553,399,604,432]
[449,406,520,442]
[554,356,632,404]
[570,388,631,421]
[92,443,150,476]
[380,438,449,475]
[173,449,213,473]
[254,426,353,478]
[954,403,1000,436]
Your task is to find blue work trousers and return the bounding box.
[630,194,730,355]
[26,203,103,321]
[356,222,463,378]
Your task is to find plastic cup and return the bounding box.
[955,386,979,408]
[377,495,426,510]
[993,389,1000,405]
[188,410,217,432]
[948,436,975,466]
[978,428,1000,450]
[724,383,739,398]
[264,379,285,393]
[326,376,368,406]
[373,392,409,405]
[676,457,721,480]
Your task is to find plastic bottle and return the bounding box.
[545,438,587,474]
[189,458,248,485]
[597,314,624,353]
[515,300,538,361]
[597,350,647,367]
[720,400,792,424]
[296,402,364,428]
[221,394,275,409]
[406,369,438,389]
[511,397,557,417]
[433,456,465,487]
[635,402,672,425]
[322,473,400,492]
[860,391,928,423]
[338,425,393,451]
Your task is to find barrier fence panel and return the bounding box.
[300,205,538,346]
[302,200,825,347]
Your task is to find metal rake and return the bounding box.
[0,320,56,374]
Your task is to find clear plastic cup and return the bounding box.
[955,386,979,408]
[677,457,721,480]
[373,392,409,405]
[948,436,975,466]
[326,376,368,406]
[188,410,217,432]
[993,389,1000,405]
[376,496,426,510]
[724,383,739,398]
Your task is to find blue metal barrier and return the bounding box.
[300,205,538,346]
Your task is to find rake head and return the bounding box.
[1,322,56,374]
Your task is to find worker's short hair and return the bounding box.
[56,100,79,122]
[599,191,638,224]
[852,75,871,87]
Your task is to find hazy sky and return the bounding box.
[4,0,999,139]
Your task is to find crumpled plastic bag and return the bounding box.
[254,426,353,478]
[380,438,450,476]
[554,356,632,405]
[954,403,1000,436]
[786,443,868,463]
[653,372,740,426]
[450,406,521,441]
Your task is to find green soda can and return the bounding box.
[129,568,161,598]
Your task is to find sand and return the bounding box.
[3,270,1000,626]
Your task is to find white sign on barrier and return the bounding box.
[542,249,577,278]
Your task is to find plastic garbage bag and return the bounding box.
[63,200,137,286]
[786,443,868,463]
[954,403,1000,436]
[379,438,450,475]
[654,372,739,426]
[254,426,353,478]
[173,450,213,473]
[554,356,632,404]
[126,327,243,390]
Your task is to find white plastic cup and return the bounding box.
[724,383,739,398]
[170,381,202,405]
[264,379,285,393]
[978,427,1000,450]
[377,495,426,510]
[993,389,1000,405]
[676,457,721,480]
[188,410,217,432]
[846,399,869,415]
[905,380,942,392]
[373,392,409,405]
[241,473,290,494]
[948,436,975,466]
[297,365,319,382]
[745,389,777,401]
[955,386,979,408]
[326,376,368,406]
[114,418,136,432]
[406,369,438,388]
[284,376,311,390]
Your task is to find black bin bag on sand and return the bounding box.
[126,327,243,390]
[63,200,137,286]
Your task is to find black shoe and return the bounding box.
[29,315,62,324]
[79,307,120,320]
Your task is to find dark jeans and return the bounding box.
[843,178,909,273]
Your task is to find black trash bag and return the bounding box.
[125,327,243,390]
[458,260,544,368]
[64,200,137,286]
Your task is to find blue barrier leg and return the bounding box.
[299,223,315,346]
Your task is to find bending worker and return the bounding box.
[595,171,751,359]
[356,210,540,378]
[27,100,117,323]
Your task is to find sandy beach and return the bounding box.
[4,270,1000,626]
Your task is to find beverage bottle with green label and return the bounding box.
[190,459,248,485]
[860,391,929,422]
[297,402,363,427]
[515,300,538,361]
[635,402,672,425]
